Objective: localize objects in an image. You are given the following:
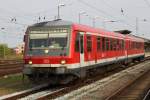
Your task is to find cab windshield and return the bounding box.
[28,29,69,56]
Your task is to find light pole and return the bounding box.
[102,20,118,29]
[136,17,139,34]
[57,4,65,19]
[79,11,86,24]
[93,18,95,27]
[92,16,100,27]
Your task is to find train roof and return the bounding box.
[72,23,126,39]
[29,19,125,39]
[126,34,144,42]
[114,30,144,42]
[28,19,144,42]
[30,19,73,27]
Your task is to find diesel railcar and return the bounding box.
[23,19,145,83]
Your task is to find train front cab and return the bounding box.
[23,25,77,81]
[23,25,94,82]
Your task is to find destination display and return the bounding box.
[30,28,69,34]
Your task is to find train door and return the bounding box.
[79,32,84,67]
[125,40,129,63]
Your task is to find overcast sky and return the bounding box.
[0,0,150,47]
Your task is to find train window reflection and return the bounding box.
[28,32,69,56]
[29,34,48,48]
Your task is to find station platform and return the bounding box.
[110,70,150,100]
[56,60,150,100]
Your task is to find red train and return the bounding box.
[23,19,145,83]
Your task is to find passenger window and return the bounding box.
[119,39,121,50]
[102,37,105,51]
[117,39,119,50]
[129,41,131,50]
[110,38,113,51]
[87,35,92,52]
[105,38,109,51]
[119,40,122,50]
[97,36,101,51]
[120,40,122,50]
[113,39,117,51]
[122,40,124,50]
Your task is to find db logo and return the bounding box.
[102,53,105,57]
[43,59,50,64]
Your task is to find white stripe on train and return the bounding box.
[24,53,144,69]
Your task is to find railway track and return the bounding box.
[0,81,68,100]
[0,83,49,100]
[105,57,150,100]
[0,63,23,77]
[56,61,150,100]
[107,69,150,100]
[19,87,67,100]
[143,89,150,100]
[55,57,150,100]
[0,59,23,64]
[0,56,150,99]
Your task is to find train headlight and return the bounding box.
[29,61,32,64]
[44,49,49,54]
[61,60,66,65]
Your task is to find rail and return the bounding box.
[143,89,150,100]
[55,58,150,100]
[0,63,23,77]
[105,57,150,100]
[0,83,49,100]
[1,57,150,99]
[0,59,23,64]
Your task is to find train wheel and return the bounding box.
[27,74,40,84]
[48,75,77,85]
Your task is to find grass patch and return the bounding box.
[0,74,26,86]
[0,55,23,60]
[0,74,34,96]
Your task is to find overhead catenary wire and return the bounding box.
[78,0,116,19]
[143,0,150,8]
[96,0,148,25]
[79,0,149,37]
[98,0,135,23]
[0,0,149,41]
[0,0,133,28]
[78,0,135,28]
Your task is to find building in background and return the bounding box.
[14,43,24,55]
